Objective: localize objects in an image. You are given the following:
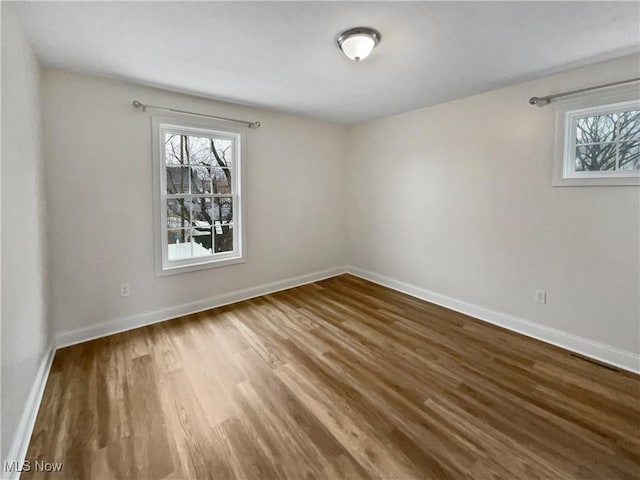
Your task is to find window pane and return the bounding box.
[575,144,616,171]
[190,166,212,194]
[193,227,213,257]
[189,136,215,166]
[167,198,191,229]
[192,197,213,225]
[576,115,615,144]
[212,167,232,194]
[214,197,233,223]
[214,225,233,253]
[619,111,640,140]
[168,229,192,260]
[212,139,233,168]
[167,166,189,194]
[164,134,188,166]
[165,134,231,167]
[619,141,640,171]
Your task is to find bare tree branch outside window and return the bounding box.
[575,110,640,172]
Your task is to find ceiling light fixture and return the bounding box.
[337,27,381,62]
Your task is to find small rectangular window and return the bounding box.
[153,117,243,274]
[563,100,640,180]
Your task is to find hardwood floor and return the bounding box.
[24,274,640,479]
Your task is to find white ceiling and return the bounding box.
[11,1,640,124]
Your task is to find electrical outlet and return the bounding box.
[120,283,130,297]
[535,289,546,304]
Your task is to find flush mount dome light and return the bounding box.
[337,27,381,62]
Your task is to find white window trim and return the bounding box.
[552,84,640,187]
[151,115,246,276]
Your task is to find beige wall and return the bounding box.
[347,54,640,355]
[41,69,347,337]
[40,56,640,358]
[1,5,51,463]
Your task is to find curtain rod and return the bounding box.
[529,77,640,107]
[132,100,261,128]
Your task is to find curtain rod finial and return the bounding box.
[529,96,550,107]
[132,100,145,111]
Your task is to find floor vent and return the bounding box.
[570,353,620,372]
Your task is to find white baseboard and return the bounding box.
[2,341,55,480]
[346,266,640,374]
[56,266,348,349]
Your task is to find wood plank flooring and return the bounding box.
[24,274,640,479]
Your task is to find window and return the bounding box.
[553,93,640,187]
[565,101,640,177]
[152,117,243,274]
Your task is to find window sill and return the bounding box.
[157,255,245,276]
[553,175,640,187]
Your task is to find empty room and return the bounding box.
[1,1,639,479]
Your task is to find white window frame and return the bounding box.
[152,115,245,275]
[552,85,640,187]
